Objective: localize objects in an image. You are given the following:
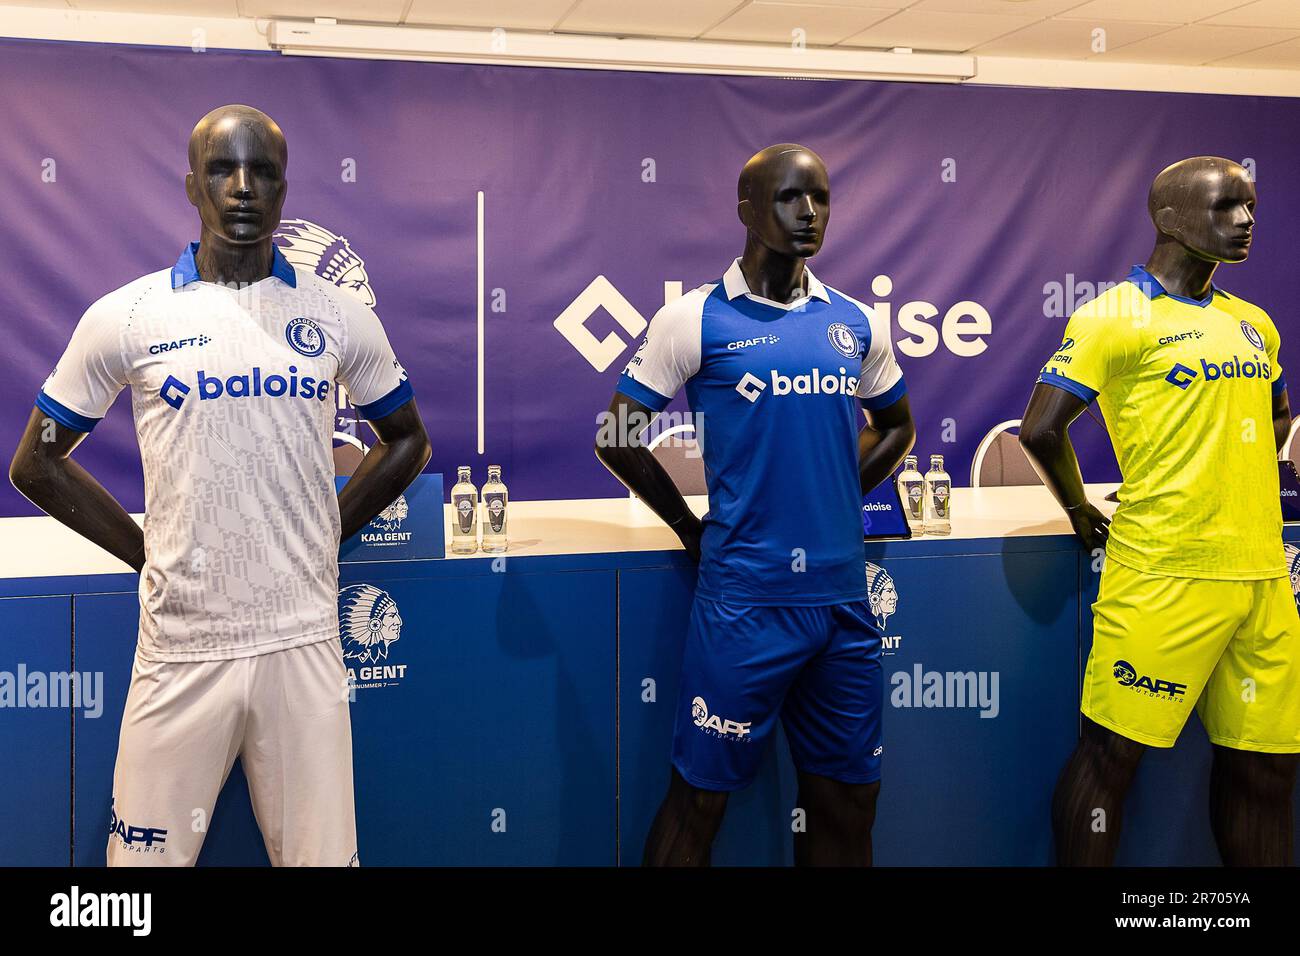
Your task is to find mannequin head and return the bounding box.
[737,144,830,260]
[185,105,287,246]
[1148,157,1255,264]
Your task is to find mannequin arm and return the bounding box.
[1275,388,1292,455]
[595,391,701,562]
[859,394,916,495]
[338,399,432,542]
[8,406,145,572]
[1019,383,1111,553]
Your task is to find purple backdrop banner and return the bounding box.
[2,36,1298,516]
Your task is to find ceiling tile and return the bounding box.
[1207,34,1300,67]
[1204,0,1300,30]
[703,2,899,45]
[779,0,912,7]
[973,17,1176,58]
[403,0,574,30]
[1094,22,1298,63]
[559,0,743,39]
[1060,0,1252,23]
[66,0,237,10]
[910,0,1094,15]
[239,0,406,21]
[839,9,1039,51]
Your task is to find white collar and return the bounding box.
[722,258,829,309]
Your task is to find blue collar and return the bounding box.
[1125,264,1225,308]
[171,241,298,289]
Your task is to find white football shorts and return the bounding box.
[106,638,357,867]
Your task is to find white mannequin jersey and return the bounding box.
[37,244,413,662]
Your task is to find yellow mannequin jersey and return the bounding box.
[1038,265,1287,581]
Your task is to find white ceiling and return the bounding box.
[7,0,1300,68]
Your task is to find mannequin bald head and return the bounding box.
[737,144,829,259]
[185,104,287,247]
[1148,156,1255,264]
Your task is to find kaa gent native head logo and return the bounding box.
[274,219,376,306]
[1286,545,1300,613]
[865,561,899,629]
[339,584,403,665]
[372,495,409,533]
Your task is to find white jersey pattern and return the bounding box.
[38,243,412,662]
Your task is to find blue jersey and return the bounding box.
[617,258,906,606]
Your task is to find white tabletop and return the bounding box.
[0,484,1119,579]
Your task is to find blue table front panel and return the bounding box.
[0,595,72,865]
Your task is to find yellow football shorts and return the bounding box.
[1081,558,1300,753]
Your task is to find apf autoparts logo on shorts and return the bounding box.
[108,798,166,854]
[285,316,325,357]
[691,696,752,740]
[339,584,407,690]
[1113,659,1187,701]
[827,322,860,358]
[1241,320,1265,351]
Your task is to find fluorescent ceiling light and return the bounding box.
[267,21,976,83]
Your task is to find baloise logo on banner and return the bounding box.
[553,274,993,372]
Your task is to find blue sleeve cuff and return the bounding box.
[859,377,907,411]
[615,372,672,412]
[1037,371,1098,405]
[1275,373,1287,396]
[35,390,101,432]
[355,379,414,420]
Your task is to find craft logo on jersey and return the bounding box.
[1241,320,1266,351]
[691,696,752,740]
[339,584,407,689]
[285,316,326,357]
[274,219,376,306]
[108,798,166,853]
[1113,659,1187,701]
[360,494,413,546]
[149,334,211,355]
[827,322,860,359]
[1286,545,1300,613]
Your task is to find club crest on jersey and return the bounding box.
[286,317,326,357]
[827,323,861,359]
[865,562,899,629]
[691,696,752,740]
[1240,320,1265,351]
[1113,659,1187,701]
